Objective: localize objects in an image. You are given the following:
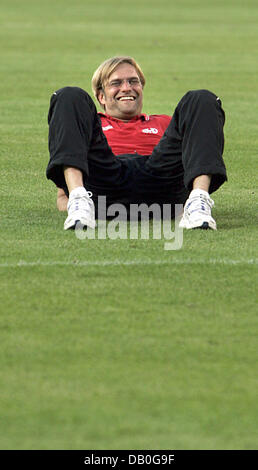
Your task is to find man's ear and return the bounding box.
[97,90,106,109]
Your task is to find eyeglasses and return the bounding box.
[106,78,142,89]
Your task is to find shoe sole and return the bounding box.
[193,221,211,230]
[64,218,96,230]
[179,219,217,230]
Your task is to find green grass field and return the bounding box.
[0,0,257,450]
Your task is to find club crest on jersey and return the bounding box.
[142,128,158,134]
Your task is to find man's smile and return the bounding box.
[116,96,136,101]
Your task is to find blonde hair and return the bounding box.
[91,56,145,105]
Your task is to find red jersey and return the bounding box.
[99,113,171,156]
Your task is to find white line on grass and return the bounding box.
[0,259,257,268]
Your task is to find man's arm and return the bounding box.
[57,188,68,211]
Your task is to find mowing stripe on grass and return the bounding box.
[0,258,257,268]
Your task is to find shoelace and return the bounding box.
[186,195,214,214]
[68,191,93,213]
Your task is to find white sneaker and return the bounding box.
[179,189,217,230]
[64,187,96,230]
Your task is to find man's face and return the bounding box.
[98,63,144,121]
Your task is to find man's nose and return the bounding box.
[120,80,132,91]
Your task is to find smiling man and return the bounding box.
[46,56,227,230]
[97,62,143,120]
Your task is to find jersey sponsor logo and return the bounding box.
[102,125,113,131]
[142,128,158,134]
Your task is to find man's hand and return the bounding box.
[57,188,68,211]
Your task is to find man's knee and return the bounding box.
[49,86,97,120]
[184,89,220,104]
[53,86,91,102]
